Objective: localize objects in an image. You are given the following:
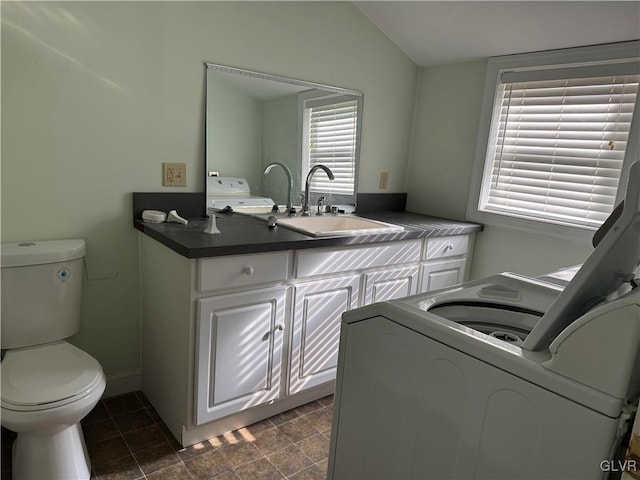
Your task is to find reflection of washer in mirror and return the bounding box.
[204,63,363,212]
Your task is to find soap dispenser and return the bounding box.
[204,208,221,234]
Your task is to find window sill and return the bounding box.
[465,208,596,244]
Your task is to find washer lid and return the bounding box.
[1,342,103,407]
[523,161,640,350]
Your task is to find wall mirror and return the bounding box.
[205,63,363,210]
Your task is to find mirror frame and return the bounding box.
[205,62,364,208]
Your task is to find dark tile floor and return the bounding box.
[1,391,334,480]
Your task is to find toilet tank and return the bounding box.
[1,239,86,349]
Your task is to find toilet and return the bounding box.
[1,239,106,479]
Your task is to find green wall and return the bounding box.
[1,1,417,380]
[206,73,262,190]
[261,95,300,203]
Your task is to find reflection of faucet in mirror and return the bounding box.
[263,162,294,214]
[205,63,363,213]
[302,165,335,216]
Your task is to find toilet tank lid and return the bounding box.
[1,239,86,268]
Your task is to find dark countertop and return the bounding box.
[134,211,483,259]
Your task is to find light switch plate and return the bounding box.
[379,171,389,190]
[163,163,187,187]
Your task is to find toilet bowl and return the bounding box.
[1,341,106,479]
[1,239,106,479]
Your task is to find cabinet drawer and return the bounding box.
[295,240,421,279]
[198,251,289,292]
[424,235,468,260]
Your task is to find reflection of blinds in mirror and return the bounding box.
[482,66,639,228]
[307,98,357,195]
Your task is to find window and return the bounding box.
[468,41,640,239]
[301,92,361,202]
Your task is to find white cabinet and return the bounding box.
[140,232,474,447]
[289,275,360,395]
[420,259,466,292]
[363,266,419,305]
[195,287,286,425]
[289,241,421,395]
[419,235,473,293]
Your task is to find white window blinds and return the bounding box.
[480,62,639,228]
[305,96,358,195]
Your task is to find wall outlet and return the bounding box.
[379,171,389,190]
[163,163,187,187]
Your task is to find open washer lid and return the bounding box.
[523,161,640,351]
[1,342,103,409]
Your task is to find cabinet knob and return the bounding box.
[445,243,454,251]
[276,324,284,331]
[243,266,255,276]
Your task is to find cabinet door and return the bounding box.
[363,266,419,305]
[195,287,286,425]
[420,258,466,293]
[290,275,360,394]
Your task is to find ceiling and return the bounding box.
[354,1,640,67]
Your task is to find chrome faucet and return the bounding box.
[302,165,335,216]
[263,162,293,213]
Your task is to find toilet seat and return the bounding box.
[1,341,104,412]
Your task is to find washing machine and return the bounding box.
[327,165,640,480]
[206,176,275,211]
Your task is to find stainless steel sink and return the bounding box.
[255,214,404,237]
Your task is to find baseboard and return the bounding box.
[102,369,142,399]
